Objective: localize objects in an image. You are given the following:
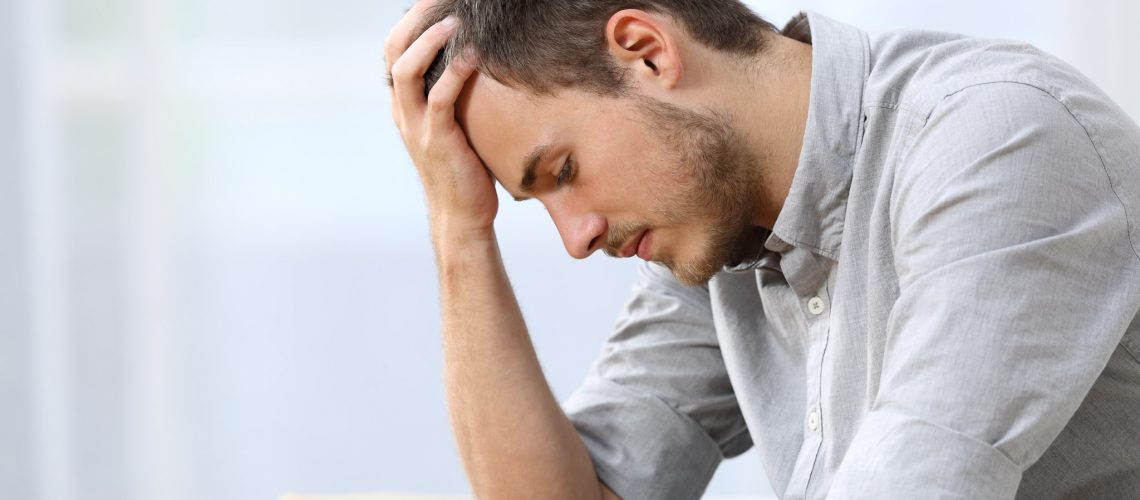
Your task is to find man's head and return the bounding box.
[409,1,790,286]
[419,0,777,96]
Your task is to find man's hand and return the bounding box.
[384,5,621,499]
[386,2,497,241]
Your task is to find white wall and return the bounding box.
[3,1,1137,500]
[1,0,35,497]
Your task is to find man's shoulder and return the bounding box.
[859,27,1133,191]
[863,28,1096,122]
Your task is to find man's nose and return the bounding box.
[546,201,606,260]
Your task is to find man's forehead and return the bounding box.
[457,74,569,186]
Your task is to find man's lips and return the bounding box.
[637,230,653,261]
[618,230,651,259]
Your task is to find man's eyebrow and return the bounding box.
[518,143,552,197]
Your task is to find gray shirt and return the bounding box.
[563,11,1140,500]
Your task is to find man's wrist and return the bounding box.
[430,219,497,261]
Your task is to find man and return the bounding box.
[385,0,1140,498]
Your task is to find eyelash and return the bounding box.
[556,156,574,187]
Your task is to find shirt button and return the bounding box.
[807,409,820,432]
[807,296,826,315]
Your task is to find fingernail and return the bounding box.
[440,15,458,28]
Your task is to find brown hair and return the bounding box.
[414,0,779,97]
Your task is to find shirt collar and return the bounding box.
[766,11,870,261]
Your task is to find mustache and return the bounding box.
[602,220,648,257]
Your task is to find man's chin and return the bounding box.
[662,257,722,287]
[653,221,754,286]
[663,231,754,286]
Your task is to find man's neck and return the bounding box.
[725,34,814,229]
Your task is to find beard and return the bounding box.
[604,96,763,286]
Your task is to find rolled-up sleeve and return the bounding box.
[563,261,752,500]
[829,83,1140,497]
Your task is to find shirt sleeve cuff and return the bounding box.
[563,376,726,500]
[828,407,1023,499]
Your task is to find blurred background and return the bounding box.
[1,0,1137,499]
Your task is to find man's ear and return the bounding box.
[605,9,683,90]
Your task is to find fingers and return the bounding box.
[426,52,478,131]
[384,0,443,77]
[391,16,458,115]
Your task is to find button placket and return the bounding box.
[779,248,835,499]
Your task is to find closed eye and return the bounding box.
[556,156,574,187]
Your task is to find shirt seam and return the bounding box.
[770,235,839,262]
[1121,333,1140,366]
[899,80,1140,264]
[1047,94,1140,263]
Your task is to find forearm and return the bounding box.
[435,228,605,499]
